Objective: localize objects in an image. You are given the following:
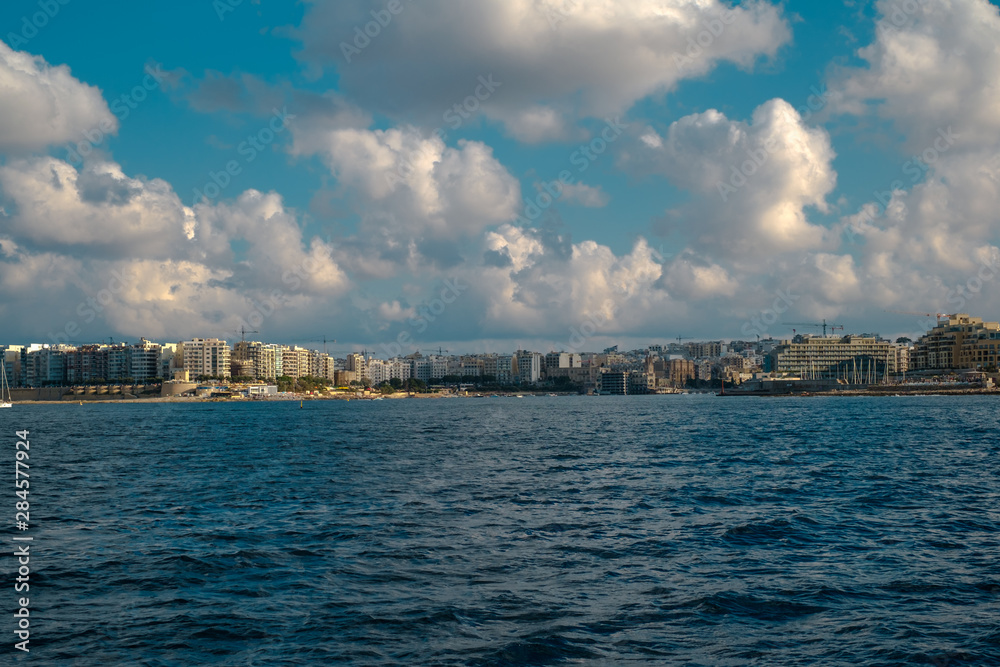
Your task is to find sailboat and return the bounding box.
[1,362,12,408]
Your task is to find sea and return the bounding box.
[2,394,999,666]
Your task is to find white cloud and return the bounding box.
[189,189,349,296]
[471,225,679,340]
[294,0,791,141]
[291,123,522,269]
[501,106,570,144]
[0,158,191,256]
[661,256,739,300]
[377,300,417,322]
[624,98,837,257]
[829,0,1000,152]
[0,156,353,342]
[826,0,1000,319]
[559,182,610,208]
[0,41,116,152]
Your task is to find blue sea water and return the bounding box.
[2,394,1000,665]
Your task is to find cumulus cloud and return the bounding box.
[466,224,680,340]
[189,189,350,295]
[292,0,791,141]
[0,155,352,342]
[291,122,521,270]
[558,182,610,208]
[0,158,191,256]
[828,0,1000,152]
[826,0,1000,319]
[624,98,837,257]
[0,40,116,152]
[661,256,739,300]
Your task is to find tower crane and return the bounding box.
[781,319,843,336]
[234,327,259,343]
[306,336,337,355]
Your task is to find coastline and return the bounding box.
[721,387,1000,398]
[9,387,1000,404]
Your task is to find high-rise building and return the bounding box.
[281,346,311,379]
[2,347,23,388]
[461,357,483,377]
[342,353,366,383]
[912,314,1000,371]
[181,338,231,379]
[23,345,70,387]
[599,370,628,395]
[128,339,161,381]
[411,358,432,382]
[66,345,106,383]
[515,350,542,384]
[482,355,514,383]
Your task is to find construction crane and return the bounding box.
[234,326,259,343]
[782,319,843,336]
[306,336,336,355]
[675,336,691,345]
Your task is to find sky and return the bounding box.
[2,0,1000,356]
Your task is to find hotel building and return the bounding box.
[771,335,905,381]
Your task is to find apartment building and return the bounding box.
[482,354,514,383]
[599,370,628,395]
[129,339,162,381]
[544,352,582,370]
[346,353,366,382]
[181,338,231,379]
[912,314,1000,371]
[23,345,69,387]
[514,350,542,384]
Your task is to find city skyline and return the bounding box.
[3,1,1000,352]
[6,312,997,391]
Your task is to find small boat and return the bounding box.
[0,362,12,408]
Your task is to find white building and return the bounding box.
[181,338,231,379]
[346,353,367,382]
[545,351,583,369]
[128,338,162,381]
[515,350,542,384]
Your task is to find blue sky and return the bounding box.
[2,0,1000,354]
